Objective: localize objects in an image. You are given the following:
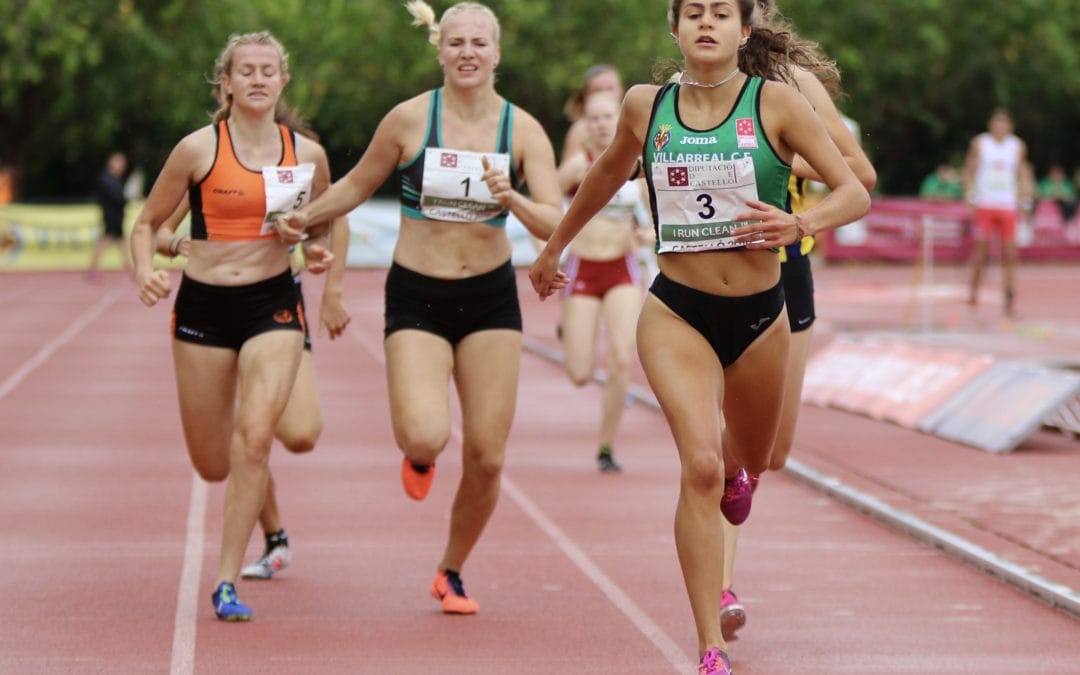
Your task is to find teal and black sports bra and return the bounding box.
[396,88,518,227]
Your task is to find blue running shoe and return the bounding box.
[212,581,252,621]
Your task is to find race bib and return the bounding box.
[652,156,762,253]
[420,149,510,222]
[261,163,316,236]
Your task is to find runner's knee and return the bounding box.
[190,455,230,483]
[463,444,505,480]
[233,422,275,465]
[396,425,449,464]
[681,448,723,494]
[566,363,592,387]
[278,417,323,454]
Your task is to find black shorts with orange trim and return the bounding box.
[292,274,312,351]
[384,259,521,346]
[172,269,304,351]
[649,272,785,368]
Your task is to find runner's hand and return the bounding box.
[529,246,568,300]
[302,243,333,275]
[732,200,799,249]
[136,269,172,307]
[481,156,514,209]
[319,289,351,340]
[275,211,309,245]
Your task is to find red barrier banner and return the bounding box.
[1045,395,1080,438]
[803,338,993,428]
[823,197,1080,262]
[919,363,1080,453]
[804,338,1080,453]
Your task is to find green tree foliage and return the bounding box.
[781,0,1080,191]
[2,0,1078,198]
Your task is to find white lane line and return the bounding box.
[498,475,692,673]
[783,459,1080,619]
[522,335,1080,620]
[170,472,208,675]
[0,288,122,401]
[350,327,692,673]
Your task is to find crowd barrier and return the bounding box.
[823,197,1080,263]
[803,337,1080,453]
[0,200,530,271]
[7,197,1080,270]
[0,202,158,270]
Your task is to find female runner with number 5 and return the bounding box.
[129,32,335,621]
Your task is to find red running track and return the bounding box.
[0,267,1077,674]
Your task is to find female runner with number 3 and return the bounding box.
[530,1,869,671]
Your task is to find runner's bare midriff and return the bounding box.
[185,238,292,285]
[393,215,512,279]
[658,248,779,296]
[568,213,636,262]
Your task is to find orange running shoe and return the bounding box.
[401,459,435,501]
[430,569,480,615]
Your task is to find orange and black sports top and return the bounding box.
[189,120,298,241]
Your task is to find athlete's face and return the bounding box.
[438,10,500,89]
[583,94,619,151]
[222,44,287,113]
[586,70,624,99]
[988,114,1013,139]
[672,1,749,67]
[106,153,127,177]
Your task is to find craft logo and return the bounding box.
[735,118,757,149]
[277,170,294,184]
[667,166,689,187]
[440,152,458,168]
[653,124,672,152]
[273,309,294,324]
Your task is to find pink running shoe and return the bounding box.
[698,647,732,674]
[747,472,760,494]
[720,589,746,641]
[721,469,753,525]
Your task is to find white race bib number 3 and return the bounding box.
[652,156,761,253]
[261,163,316,236]
[421,149,511,222]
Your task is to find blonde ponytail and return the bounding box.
[405,1,440,46]
[403,1,501,48]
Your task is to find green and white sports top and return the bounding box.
[643,77,791,254]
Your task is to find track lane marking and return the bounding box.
[350,326,692,673]
[0,288,122,401]
[522,334,1080,620]
[170,473,208,675]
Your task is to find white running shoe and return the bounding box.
[240,544,291,580]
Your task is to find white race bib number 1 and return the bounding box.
[420,149,511,222]
[652,156,761,253]
[261,163,316,236]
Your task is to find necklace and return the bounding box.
[678,68,741,88]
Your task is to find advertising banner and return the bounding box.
[804,338,1080,453]
[824,198,1080,262]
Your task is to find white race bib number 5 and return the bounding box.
[262,163,316,236]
